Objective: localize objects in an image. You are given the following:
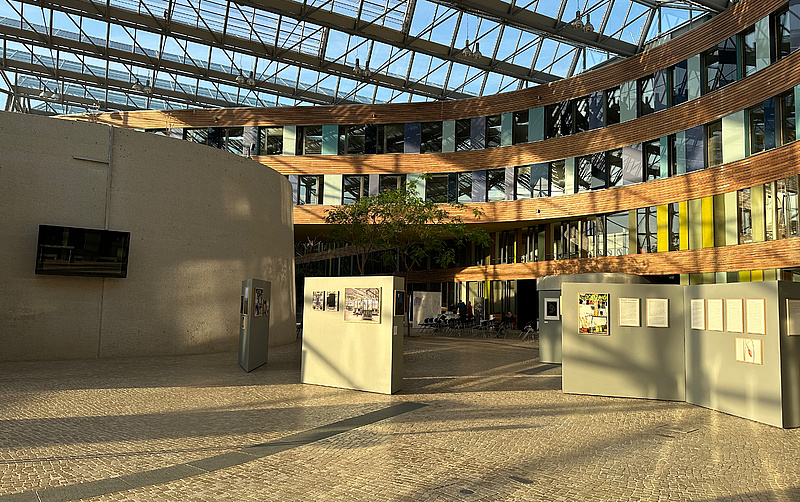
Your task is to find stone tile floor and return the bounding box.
[0,336,799,501]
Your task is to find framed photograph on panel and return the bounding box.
[394,291,405,316]
[690,299,705,330]
[735,337,763,365]
[726,298,744,333]
[326,291,339,311]
[618,298,640,327]
[646,298,669,328]
[706,299,724,332]
[746,298,766,335]
[578,293,609,335]
[544,298,560,320]
[344,287,381,323]
[788,299,800,336]
[312,291,325,311]
[254,288,264,317]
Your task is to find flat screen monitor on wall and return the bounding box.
[35,225,131,278]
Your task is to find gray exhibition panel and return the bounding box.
[538,289,562,364]
[685,281,800,428]
[238,278,270,372]
[302,276,404,395]
[538,274,650,364]
[562,282,686,402]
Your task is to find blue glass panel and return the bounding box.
[404,122,420,154]
[653,69,669,112]
[471,116,486,150]
[365,124,377,154]
[472,170,487,202]
[764,97,776,151]
[588,92,604,130]
[685,126,705,173]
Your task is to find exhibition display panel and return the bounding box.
[302,276,404,394]
[238,278,271,372]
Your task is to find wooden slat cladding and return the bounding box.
[405,238,800,283]
[261,51,800,175]
[61,0,781,128]
[292,140,800,226]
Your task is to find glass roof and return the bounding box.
[0,0,723,114]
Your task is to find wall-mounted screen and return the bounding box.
[35,225,131,278]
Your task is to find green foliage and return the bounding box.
[324,180,490,275]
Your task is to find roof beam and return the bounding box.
[0,21,359,105]
[685,0,729,13]
[230,0,559,83]
[17,0,474,101]
[430,0,639,57]
[1,57,245,109]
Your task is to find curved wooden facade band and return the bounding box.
[292,141,800,225]
[264,51,800,175]
[405,238,800,283]
[61,0,781,128]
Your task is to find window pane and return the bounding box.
[639,74,655,116]
[703,37,737,94]
[420,121,443,154]
[607,149,623,188]
[707,120,723,167]
[606,211,630,256]
[672,61,688,105]
[531,164,548,198]
[574,97,589,133]
[644,140,661,181]
[750,103,766,154]
[486,115,501,148]
[742,27,756,77]
[379,174,405,191]
[184,128,208,144]
[513,110,529,144]
[303,125,322,155]
[576,156,591,193]
[637,206,658,253]
[776,10,791,61]
[668,203,680,251]
[456,119,471,151]
[606,87,621,125]
[342,175,368,204]
[345,125,366,155]
[458,172,472,202]
[781,91,796,145]
[425,174,449,202]
[486,169,505,201]
[516,166,531,199]
[550,160,565,196]
[259,127,283,155]
[379,124,404,154]
[738,188,753,244]
[221,127,243,155]
[298,175,322,204]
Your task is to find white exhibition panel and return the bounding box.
[412,291,442,327]
[302,276,404,394]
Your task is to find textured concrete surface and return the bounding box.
[1,336,799,501]
[0,110,296,361]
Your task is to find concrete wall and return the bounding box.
[0,111,296,361]
[302,276,404,394]
[685,282,789,427]
[562,282,686,401]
